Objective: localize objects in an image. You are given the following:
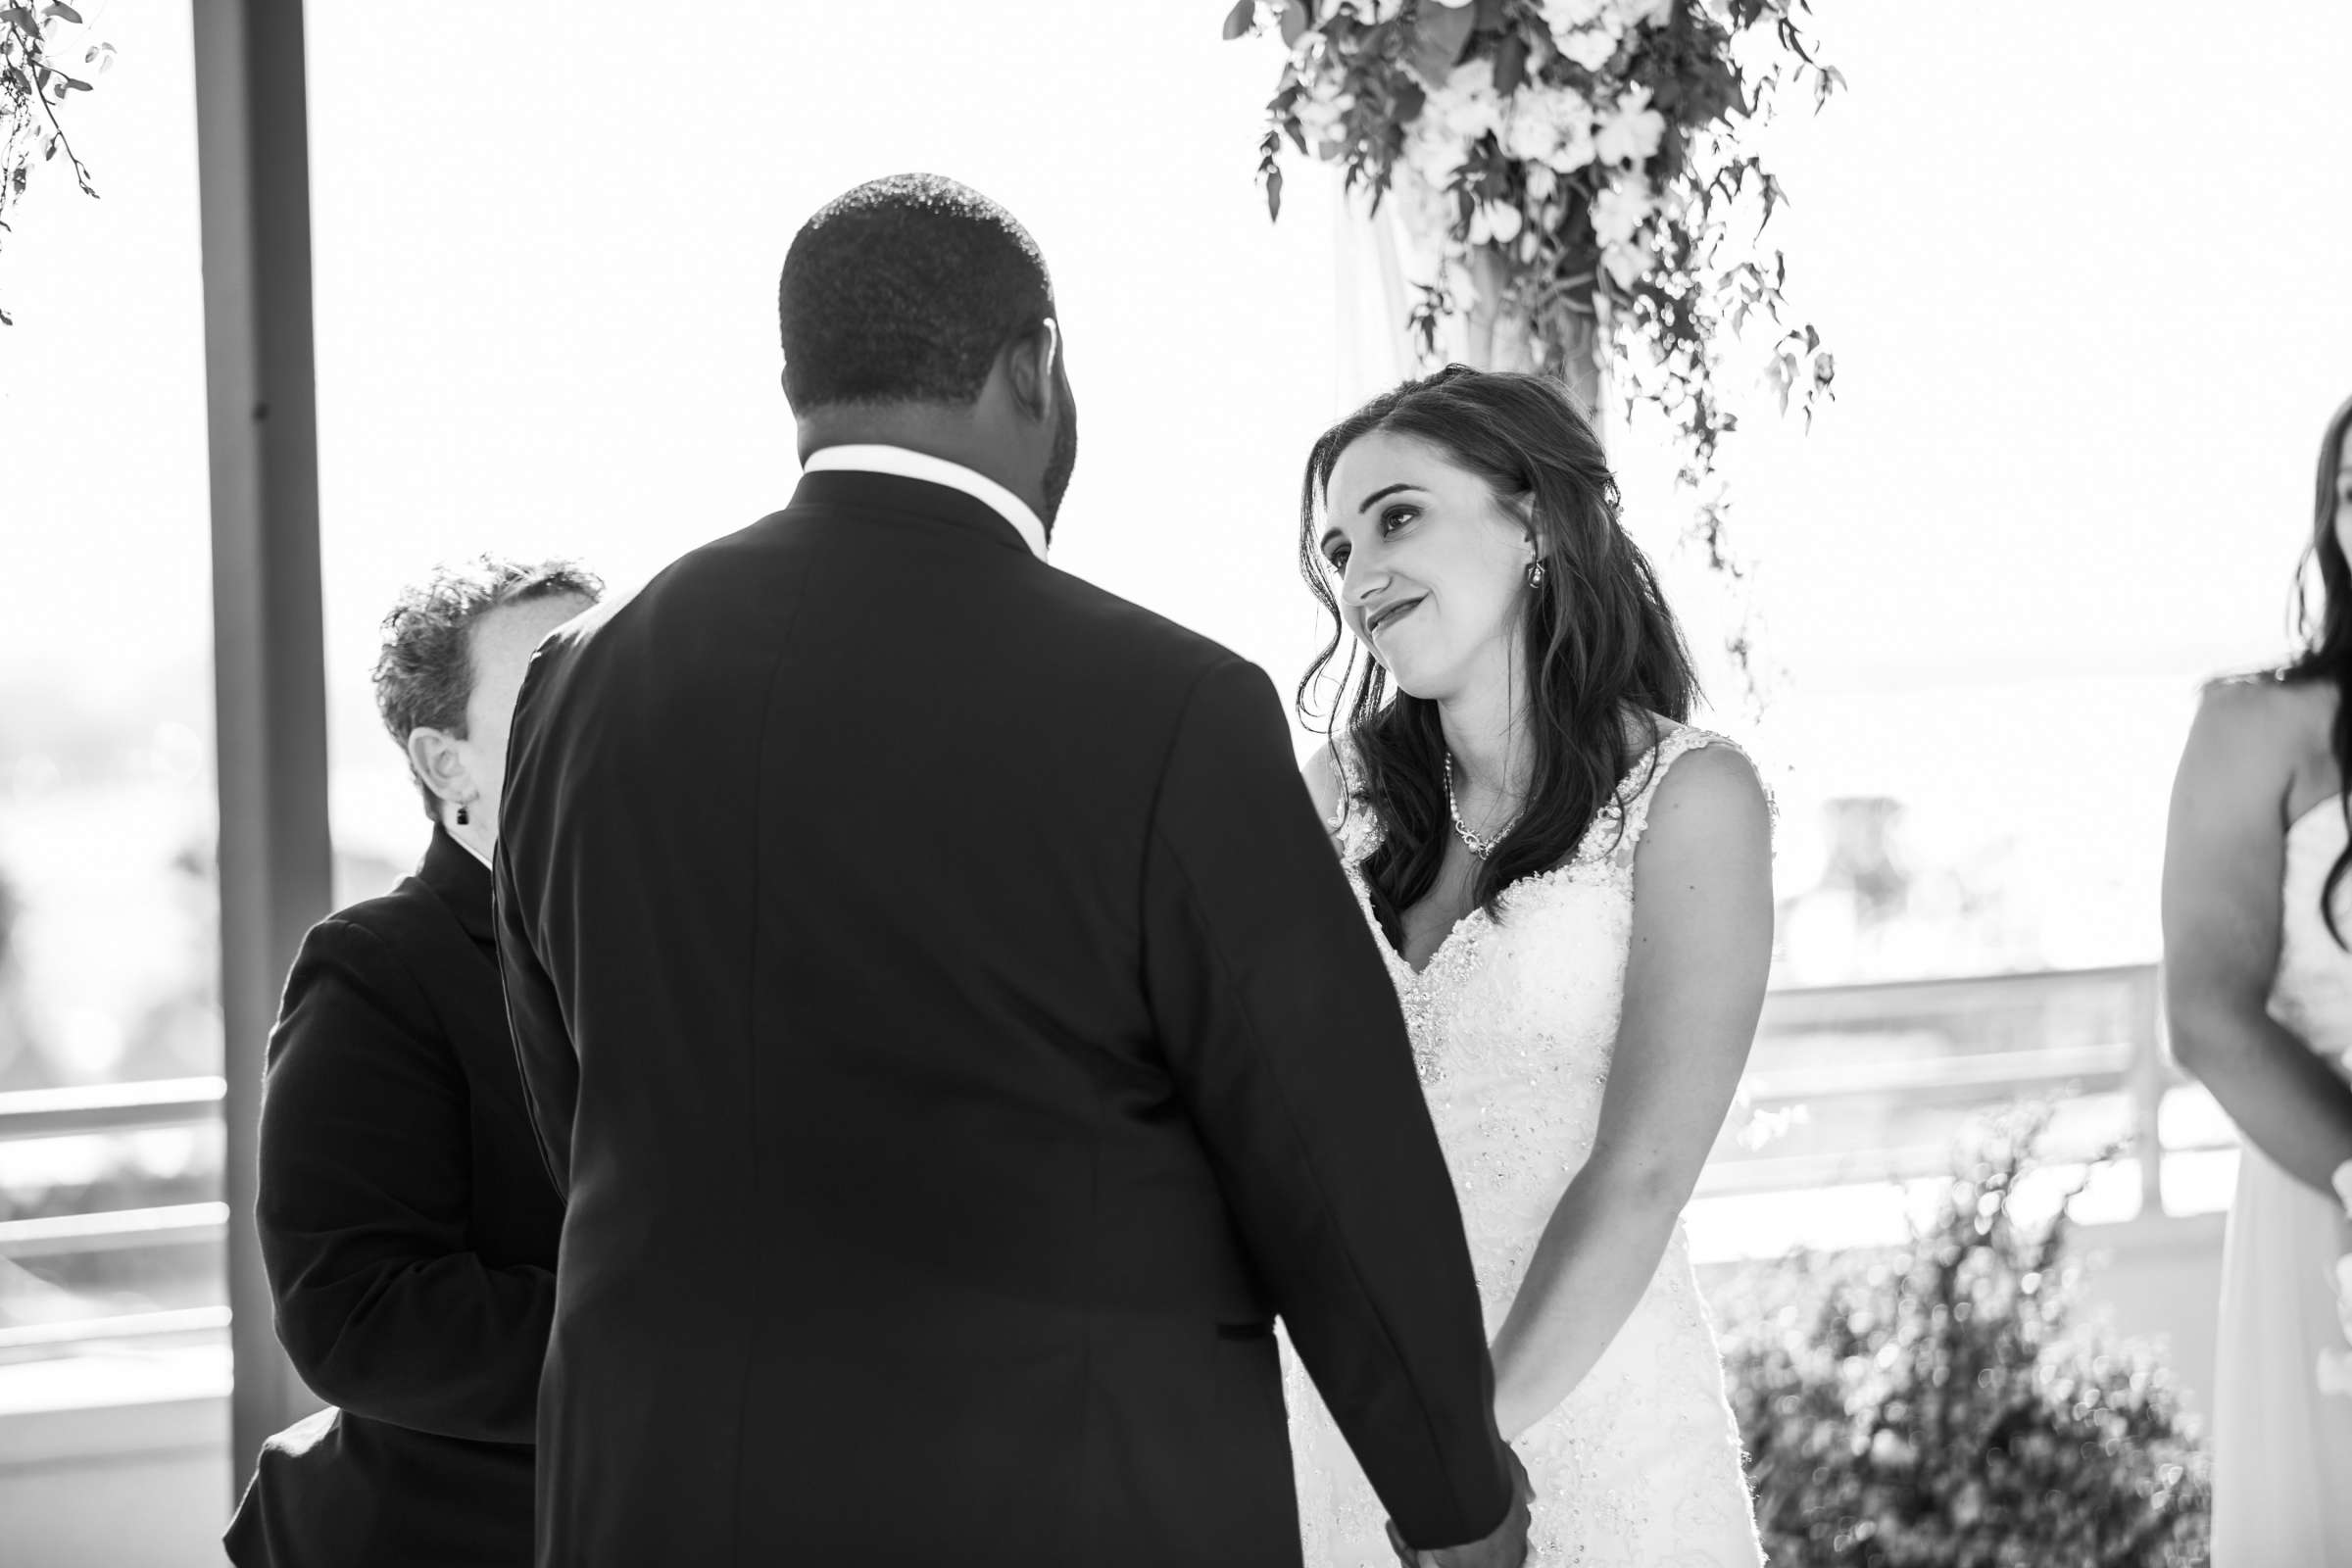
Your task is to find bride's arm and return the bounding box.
[2163,680,2352,1196]
[1489,744,1773,1442]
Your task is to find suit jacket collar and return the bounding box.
[801,445,1049,560]
[786,468,1045,562]
[417,826,496,945]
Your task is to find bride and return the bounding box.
[1284,367,1772,1565]
[2163,391,2352,1565]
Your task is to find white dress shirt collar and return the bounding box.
[803,444,1049,561]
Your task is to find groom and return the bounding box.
[495,173,1530,1567]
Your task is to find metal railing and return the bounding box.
[1696,961,2213,1209]
[0,963,2221,1351]
[0,1077,227,1324]
[0,1076,224,1144]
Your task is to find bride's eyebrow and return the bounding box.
[1355,482,1421,514]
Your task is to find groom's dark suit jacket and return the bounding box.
[495,467,1513,1566]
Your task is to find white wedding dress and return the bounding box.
[1285,721,1764,1567]
[2210,800,2352,1564]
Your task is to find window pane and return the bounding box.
[1,1,225,1378]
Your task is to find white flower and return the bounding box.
[1401,115,1474,189]
[1552,116,1608,174]
[1496,86,1563,159]
[1428,0,1477,7]
[1540,0,1609,28]
[1429,56,1506,141]
[1332,0,1407,17]
[1548,116,1598,174]
[1556,20,1624,72]
[1468,200,1525,246]
[1296,90,1352,151]
[1601,238,1645,291]
[1594,82,1667,166]
[1589,174,1656,247]
[1499,85,1597,175]
[1524,163,1559,203]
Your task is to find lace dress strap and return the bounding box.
[1591,723,1760,870]
[1322,730,1386,866]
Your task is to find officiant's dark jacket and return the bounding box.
[496,466,1516,1566]
[224,828,563,1568]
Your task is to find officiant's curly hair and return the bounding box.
[374,556,605,820]
[778,173,1054,410]
[1296,367,1695,939]
[2279,392,2352,944]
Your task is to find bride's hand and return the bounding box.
[1384,1447,1535,1567]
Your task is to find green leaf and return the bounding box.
[1279,0,1308,48]
[1403,3,1477,87]
[41,1,81,22]
[83,39,111,70]
[1494,33,1527,94]
[0,6,35,34]
[1265,164,1285,220]
[1221,0,1255,41]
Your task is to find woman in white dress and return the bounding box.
[1284,367,1773,1566]
[2164,392,2352,1566]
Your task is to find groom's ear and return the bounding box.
[1000,318,1061,425]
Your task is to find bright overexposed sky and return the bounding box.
[5,0,2351,963]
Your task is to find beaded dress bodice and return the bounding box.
[1285,721,1764,1568]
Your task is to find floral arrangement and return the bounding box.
[1712,1108,2211,1566]
[0,0,111,326]
[1225,0,1839,574]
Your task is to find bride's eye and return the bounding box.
[1324,545,1350,574]
[1381,506,1418,534]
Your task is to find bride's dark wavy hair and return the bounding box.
[2278,392,2352,945]
[1296,366,1696,946]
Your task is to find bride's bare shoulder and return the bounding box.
[2193,670,2328,743]
[2183,671,2332,810]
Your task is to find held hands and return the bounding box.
[1384,1446,1534,1568]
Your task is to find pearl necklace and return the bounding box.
[1444,752,1512,860]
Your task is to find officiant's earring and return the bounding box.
[456,803,471,827]
[1526,561,1545,591]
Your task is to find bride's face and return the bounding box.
[2334,425,2352,563]
[1319,429,1537,702]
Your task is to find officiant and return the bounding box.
[224,557,599,1567]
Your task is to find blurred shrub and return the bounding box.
[1713,1108,2210,1566]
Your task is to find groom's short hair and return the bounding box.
[779,173,1054,411]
